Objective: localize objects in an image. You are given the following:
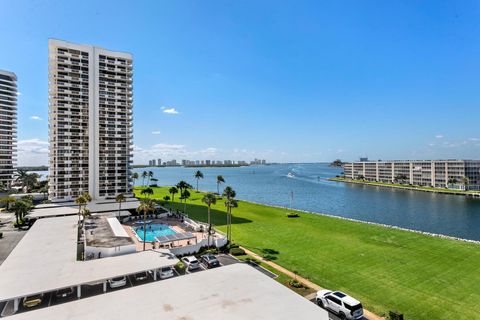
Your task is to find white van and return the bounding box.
[316,290,363,320]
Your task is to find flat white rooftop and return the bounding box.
[28,198,140,219]
[0,216,177,301]
[8,264,329,320]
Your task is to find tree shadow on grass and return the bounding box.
[243,247,280,261]
[155,202,253,227]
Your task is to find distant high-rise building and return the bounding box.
[0,70,17,188]
[48,39,133,201]
[157,159,161,166]
[151,159,156,166]
[205,160,211,165]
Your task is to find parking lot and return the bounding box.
[2,253,356,319]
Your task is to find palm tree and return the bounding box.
[169,187,178,211]
[81,208,91,222]
[461,176,469,190]
[132,172,139,187]
[176,181,192,208]
[180,189,191,215]
[216,175,225,195]
[39,185,48,200]
[75,195,87,224]
[223,186,237,242]
[140,187,154,199]
[75,193,91,225]
[115,193,126,220]
[0,196,16,211]
[224,198,238,242]
[194,170,204,191]
[202,193,217,246]
[14,169,28,185]
[147,171,154,186]
[83,192,92,202]
[141,171,148,187]
[12,199,32,227]
[150,178,158,187]
[136,199,155,251]
[23,173,39,192]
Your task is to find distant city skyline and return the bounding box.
[2,1,480,166]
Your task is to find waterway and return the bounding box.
[133,163,480,241]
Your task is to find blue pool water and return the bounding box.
[134,223,177,242]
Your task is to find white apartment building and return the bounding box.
[343,160,480,190]
[0,70,17,188]
[48,39,133,201]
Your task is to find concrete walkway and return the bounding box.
[241,246,384,320]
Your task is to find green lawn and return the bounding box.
[135,186,480,319]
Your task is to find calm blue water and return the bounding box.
[134,223,177,242]
[134,163,480,241]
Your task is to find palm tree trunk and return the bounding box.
[196,179,199,191]
[143,210,147,251]
[217,183,219,195]
[118,202,122,220]
[208,205,211,247]
[228,207,231,242]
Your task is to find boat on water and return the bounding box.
[287,172,294,178]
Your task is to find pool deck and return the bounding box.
[123,218,206,251]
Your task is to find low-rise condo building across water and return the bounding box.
[343,159,480,190]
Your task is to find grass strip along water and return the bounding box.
[135,186,480,320]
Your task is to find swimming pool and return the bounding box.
[133,223,177,242]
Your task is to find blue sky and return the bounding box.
[1,0,480,165]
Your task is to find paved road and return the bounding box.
[0,231,27,266]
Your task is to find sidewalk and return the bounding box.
[241,246,384,320]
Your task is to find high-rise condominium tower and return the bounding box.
[48,39,133,201]
[0,70,17,188]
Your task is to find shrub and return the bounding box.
[230,247,246,256]
[228,243,240,249]
[389,311,404,320]
[287,213,300,218]
[175,261,186,274]
[199,247,218,255]
[288,279,303,288]
[245,257,260,265]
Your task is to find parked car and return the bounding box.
[133,271,149,281]
[200,253,220,268]
[108,276,127,289]
[22,294,44,308]
[181,256,200,271]
[316,290,363,320]
[55,287,74,298]
[159,266,175,279]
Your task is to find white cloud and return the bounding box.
[162,107,179,114]
[30,116,42,121]
[17,139,49,166]
[435,134,444,139]
[151,131,161,135]
[469,138,479,142]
